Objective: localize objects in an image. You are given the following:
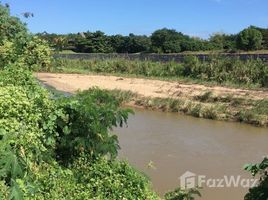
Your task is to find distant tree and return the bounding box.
[151,28,185,53]
[36,33,68,51]
[223,34,237,50]
[251,25,268,49]
[53,36,67,51]
[125,34,151,53]
[35,26,268,53]
[209,33,226,49]
[109,34,127,53]
[237,27,263,50]
[209,33,237,51]
[73,31,113,53]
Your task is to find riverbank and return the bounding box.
[36,73,268,127]
[51,57,268,88]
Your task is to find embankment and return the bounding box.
[36,72,268,127]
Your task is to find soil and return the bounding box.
[36,73,268,100]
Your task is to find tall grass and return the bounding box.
[105,89,268,127]
[51,55,268,88]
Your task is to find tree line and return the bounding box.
[37,26,268,53]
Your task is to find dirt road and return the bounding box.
[36,73,268,100]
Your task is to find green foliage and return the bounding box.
[244,157,268,200]
[29,157,159,200]
[151,28,184,53]
[164,188,201,200]
[237,27,263,50]
[252,26,268,49]
[53,56,268,88]
[0,69,159,199]
[0,37,52,71]
[0,3,164,199]
[0,3,51,71]
[39,25,268,53]
[0,83,56,198]
[21,36,52,71]
[209,33,237,50]
[72,157,160,200]
[0,64,160,199]
[74,31,114,53]
[0,4,27,44]
[55,88,133,164]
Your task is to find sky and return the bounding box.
[3,0,268,38]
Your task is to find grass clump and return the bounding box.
[106,89,268,127]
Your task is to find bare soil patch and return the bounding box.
[36,73,268,100]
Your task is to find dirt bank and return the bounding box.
[36,73,268,100]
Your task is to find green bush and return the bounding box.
[27,157,159,200]
[164,188,201,200]
[0,3,51,71]
[55,88,133,164]
[0,66,161,199]
[244,157,268,200]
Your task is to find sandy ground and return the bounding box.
[36,73,268,100]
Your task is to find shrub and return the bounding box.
[55,88,133,164]
[0,68,159,199]
[244,157,268,200]
[0,3,52,71]
[164,188,201,200]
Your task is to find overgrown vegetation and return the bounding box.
[103,89,268,127]
[244,157,268,200]
[0,3,203,199]
[0,68,160,199]
[52,56,268,88]
[1,2,267,199]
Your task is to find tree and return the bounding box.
[0,3,28,44]
[73,31,113,53]
[251,25,268,49]
[0,3,51,70]
[209,33,237,51]
[124,33,151,53]
[109,34,127,53]
[237,27,263,50]
[151,28,185,53]
[209,33,226,49]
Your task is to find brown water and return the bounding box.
[115,108,268,200]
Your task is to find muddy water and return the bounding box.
[115,108,268,200]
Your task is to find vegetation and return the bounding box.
[37,26,268,53]
[237,27,263,51]
[102,89,268,127]
[0,3,204,199]
[52,56,268,88]
[0,66,162,199]
[1,2,267,199]
[164,188,201,200]
[244,157,268,200]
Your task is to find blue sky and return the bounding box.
[3,0,268,38]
